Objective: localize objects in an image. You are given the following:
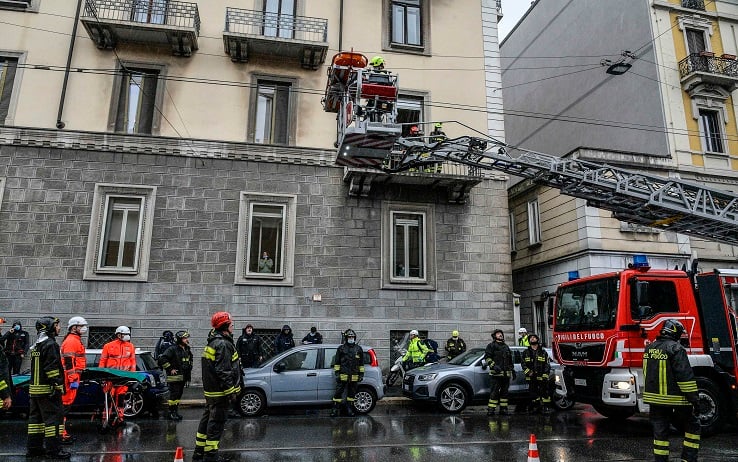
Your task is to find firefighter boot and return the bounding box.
[330,401,341,417]
[345,402,355,417]
[167,406,179,421]
[45,448,72,460]
[174,405,183,421]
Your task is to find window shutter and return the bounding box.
[139,72,158,134]
[273,84,290,144]
[0,58,18,123]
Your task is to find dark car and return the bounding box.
[9,349,168,418]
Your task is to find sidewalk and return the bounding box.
[179,385,410,407]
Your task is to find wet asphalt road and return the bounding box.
[1,403,737,461]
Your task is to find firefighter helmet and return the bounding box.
[659,319,685,341]
[175,330,190,343]
[36,317,60,336]
[344,329,357,339]
[492,329,504,339]
[528,333,540,344]
[211,311,232,330]
[369,56,385,68]
[452,330,459,337]
[434,122,443,129]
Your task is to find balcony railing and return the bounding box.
[681,0,705,10]
[678,53,738,92]
[81,0,200,56]
[223,7,328,69]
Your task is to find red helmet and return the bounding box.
[409,125,419,134]
[211,311,232,329]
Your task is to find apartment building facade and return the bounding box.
[0,0,509,371]
[501,0,738,342]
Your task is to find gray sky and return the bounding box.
[498,1,533,41]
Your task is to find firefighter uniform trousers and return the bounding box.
[650,404,700,462]
[488,374,510,411]
[196,396,229,458]
[27,345,65,455]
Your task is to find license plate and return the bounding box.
[574,378,587,387]
[403,383,410,391]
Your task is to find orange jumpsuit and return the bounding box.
[99,339,136,418]
[60,333,86,406]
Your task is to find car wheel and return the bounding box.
[386,371,400,387]
[353,387,377,414]
[122,391,145,418]
[437,382,468,413]
[239,389,266,417]
[593,403,635,420]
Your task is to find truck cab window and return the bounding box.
[630,279,679,319]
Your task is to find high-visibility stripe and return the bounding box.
[678,380,698,392]
[684,432,700,441]
[203,347,215,361]
[643,392,690,405]
[684,440,700,449]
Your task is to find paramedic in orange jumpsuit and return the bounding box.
[99,326,136,419]
[60,316,88,443]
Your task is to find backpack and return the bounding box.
[154,337,175,360]
[423,339,441,362]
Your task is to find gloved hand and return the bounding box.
[493,365,501,373]
[69,381,80,390]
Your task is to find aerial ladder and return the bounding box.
[322,52,738,246]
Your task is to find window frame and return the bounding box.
[108,61,166,135]
[381,201,436,290]
[527,198,542,246]
[247,74,298,145]
[0,52,26,126]
[509,211,516,252]
[0,177,5,210]
[396,92,427,135]
[235,192,297,286]
[0,0,39,13]
[698,108,725,154]
[383,0,430,54]
[84,184,157,282]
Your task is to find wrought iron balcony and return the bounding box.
[81,0,200,57]
[681,0,705,10]
[223,7,328,70]
[678,52,738,93]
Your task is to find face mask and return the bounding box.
[347,338,355,344]
[452,336,458,340]
[79,326,88,334]
[122,335,131,342]
[14,325,20,331]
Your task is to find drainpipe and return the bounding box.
[338,0,344,52]
[56,0,84,129]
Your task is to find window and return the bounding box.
[509,211,516,252]
[281,349,317,371]
[396,94,425,136]
[685,28,706,55]
[382,202,436,289]
[527,199,541,245]
[235,193,296,286]
[87,326,116,349]
[263,0,295,39]
[391,0,421,46]
[132,0,167,25]
[0,56,19,125]
[0,0,37,12]
[630,279,679,320]
[699,109,724,153]
[109,63,165,135]
[84,184,157,282]
[249,77,295,145]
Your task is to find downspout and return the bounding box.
[339,0,344,52]
[56,0,84,129]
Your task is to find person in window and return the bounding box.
[330,329,364,417]
[158,330,193,421]
[274,325,295,353]
[302,326,323,345]
[235,324,264,368]
[258,251,274,274]
[445,330,467,360]
[521,333,553,414]
[401,330,430,370]
[2,320,30,375]
[484,329,515,416]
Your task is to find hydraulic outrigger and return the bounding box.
[322,52,738,246]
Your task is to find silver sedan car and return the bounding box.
[402,346,575,413]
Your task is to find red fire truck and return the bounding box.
[551,255,738,435]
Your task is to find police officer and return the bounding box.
[60,316,88,443]
[445,330,467,360]
[402,329,430,370]
[331,329,364,417]
[193,312,240,462]
[158,330,193,421]
[643,319,700,462]
[26,317,69,459]
[3,320,30,374]
[521,333,553,414]
[517,327,530,347]
[484,329,515,416]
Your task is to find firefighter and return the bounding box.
[26,317,69,459]
[484,329,515,416]
[99,326,136,422]
[368,55,386,72]
[193,312,241,462]
[445,330,467,360]
[60,316,88,443]
[521,333,553,414]
[0,318,11,411]
[331,328,364,417]
[643,319,700,462]
[426,122,446,173]
[159,330,193,421]
[402,329,430,370]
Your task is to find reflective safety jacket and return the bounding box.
[518,335,530,347]
[643,337,698,406]
[521,346,551,380]
[332,343,364,382]
[61,332,86,388]
[99,339,136,371]
[158,344,193,383]
[202,330,241,399]
[30,335,64,396]
[484,341,514,377]
[402,338,430,364]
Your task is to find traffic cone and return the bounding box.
[527,433,540,462]
[173,446,184,462]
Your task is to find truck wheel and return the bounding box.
[593,403,635,420]
[437,382,468,413]
[386,371,400,387]
[695,377,723,436]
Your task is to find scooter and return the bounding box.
[385,333,441,387]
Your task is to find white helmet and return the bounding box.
[68,316,88,329]
[410,329,419,336]
[115,326,131,335]
[518,327,527,334]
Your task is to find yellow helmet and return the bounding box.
[452,330,459,337]
[369,56,385,67]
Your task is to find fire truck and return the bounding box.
[322,52,738,434]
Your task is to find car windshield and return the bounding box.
[448,348,484,366]
[555,276,619,331]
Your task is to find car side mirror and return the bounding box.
[273,362,286,373]
[479,361,487,370]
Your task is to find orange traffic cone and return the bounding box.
[173,446,184,462]
[527,433,540,462]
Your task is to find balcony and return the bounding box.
[681,0,705,10]
[223,7,328,70]
[678,52,738,93]
[81,0,200,57]
[343,154,485,203]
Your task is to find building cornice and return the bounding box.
[0,126,338,167]
[652,0,738,23]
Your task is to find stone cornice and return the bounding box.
[0,126,338,167]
